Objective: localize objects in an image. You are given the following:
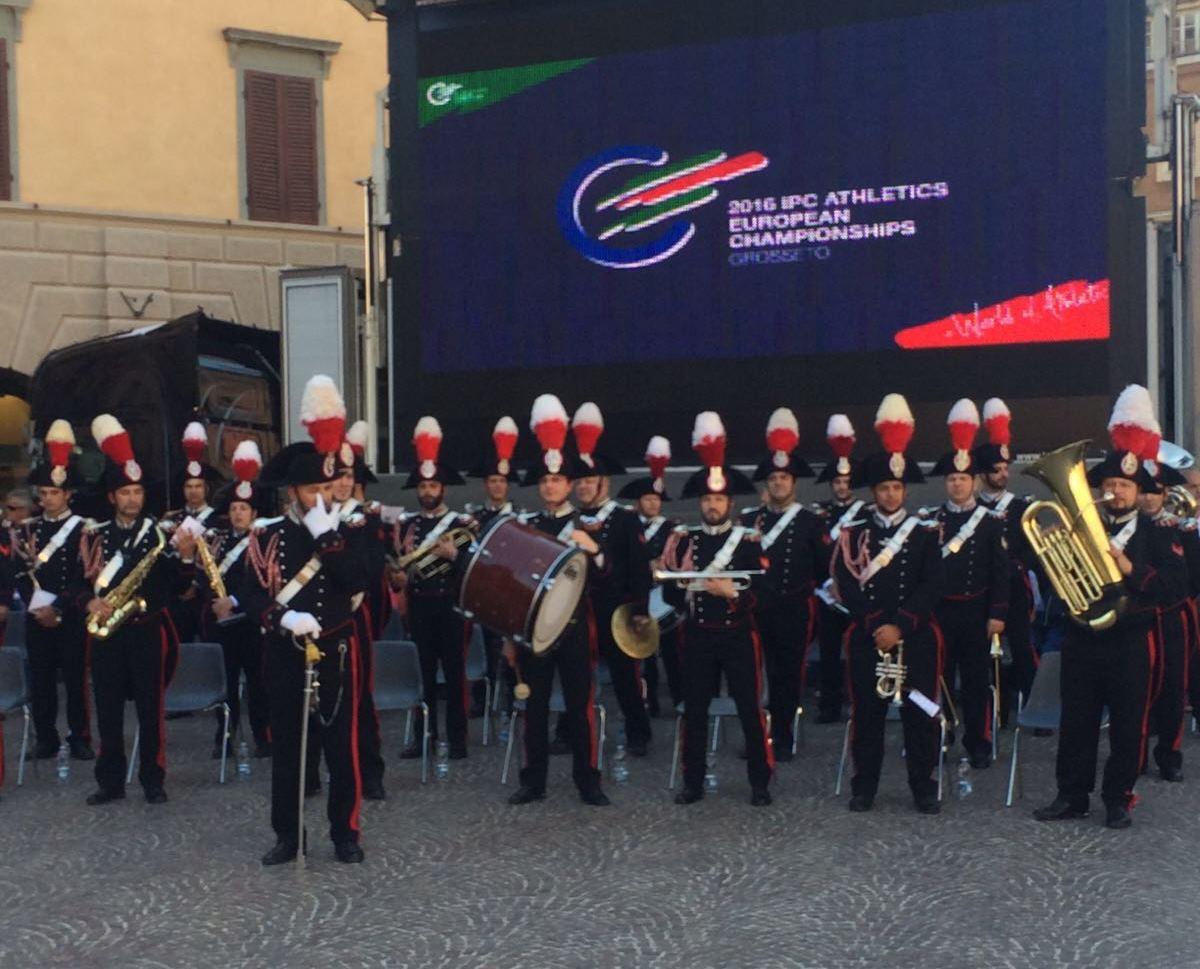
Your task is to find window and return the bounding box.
[244,70,319,224]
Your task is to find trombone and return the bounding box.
[652,568,764,591]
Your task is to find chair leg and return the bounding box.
[17,705,30,786]
[501,704,520,785]
[711,715,721,752]
[127,726,140,786]
[937,717,947,802]
[420,702,431,785]
[482,678,492,747]
[597,704,607,772]
[403,709,413,748]
[669,714,682,790]
[219,704,231,784]
[835,719,851,796]
[1006,726,1021,807]
[792,704,804,755]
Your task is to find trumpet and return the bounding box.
[874,640,905,706]
[652,568,764,591]
[391,526,476,581]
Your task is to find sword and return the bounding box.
[296,635,323,870]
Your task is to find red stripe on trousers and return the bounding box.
[585,602,599,769]
[750,626,775,773]
[156,624,169,771]
[349,633,363,834]
[842,621,858,774]
[1135,630,1157,782]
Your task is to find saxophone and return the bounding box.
[87,527,167,640]
[196,531,227,599]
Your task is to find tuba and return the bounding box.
[1164,485,1198,519]
[1021,440,1127,631]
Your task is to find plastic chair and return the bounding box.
[2,609,26,650]
[835,696,949,801]
[436,624,493,745]
[0,648,31,785]
[501,670,607,784]
[373,639,430,783]
[668,674,772,790]
[128,641,230,784]
[379,610,407,642]
[1006,650,1062,807]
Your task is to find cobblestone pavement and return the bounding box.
[0,693,1197,969]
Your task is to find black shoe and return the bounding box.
[335,841,365,863]
[448,746,468,760]
[774,747,794,763]
[1160,765,1183,783]
[816,710,841,725]
[144,787,168,805]
[68,739,96,761]
[675,787,704,805]
[750,787,772,807]
[507,786,545,805]
[969,752,992,770]
[86,788,125,806]
[261,840,298,866]
[579,788,611,807]
[549,738,570,756]
[848,795,874,813]
[914,795,941,815]
[253,742,272,759]
[28,741,58,761]
[626,740,648,758]
[1032,727,1054,737]
[1104,803,1133,829]
[304,780,322,798]
[362,783,387,801]
[468,702,486,719]
[399,743,423,760]
[1033,796,1089,821]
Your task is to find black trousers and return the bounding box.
[1056,622,1153,809]
[847,625,942,801]
[680,623,773,792]
[267,628,361,847]
[1148,604,1189,774]
[407,595,468,748]
[936,597,993,759]
[92,617,169,794]
[816,600,850,718]
[27,614,91,747]
[475,627,504,708]
[594,598,652,746]
[1001,570,1036,723]
[211,617,269,749]
[517,610,601,794]
[643,628,684,710]
[353,607,385,789]
[753,592,813,748]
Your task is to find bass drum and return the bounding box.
[458,515,588,654]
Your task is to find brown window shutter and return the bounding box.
[244,70,284,222]
[279,76,319,225]
[0,39,12,201]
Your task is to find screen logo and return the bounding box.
[557,145,769,269]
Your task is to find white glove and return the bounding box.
[280,610,321,638]
[28,589,58,612]
[303,494,339,539]
[176,515,206,539]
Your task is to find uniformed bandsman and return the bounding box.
[833,394,945,815]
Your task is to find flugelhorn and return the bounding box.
[1021,440,1128,631]
[652,568,764,591]
[874,640,905,706]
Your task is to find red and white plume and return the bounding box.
[45,419,75,484]
[875,393,914,480]
[1108,384,1159,478]
[492,416,518,476]
[300,375,347,456]
[571,402,604,470]
[645,435,671,493]
[946,398,980,472]
[413,416,443,481]
[231,439,262,501]
[982,397,1012,459]
[92,413,141,482]
[347,420,370,457]
[530,394,569,474]
[182,420,208,479]
[692,411,727,493]
[826,414,855,477]
[766,407,800,470]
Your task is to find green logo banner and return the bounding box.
[419,58,593,127]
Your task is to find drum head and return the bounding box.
[530,549,587,653]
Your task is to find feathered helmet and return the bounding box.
[27,419,84,489]
[569,402,625,477]
[214,440,272,515]
[617,435,673,502]
[931,399,981,477]
[470,416,521,482]
[1086,385,1160,491]
[342,420,379,486]
[972,398,1013,473]
[260,375,347,486]
[524,394,573,483]
[815,414,858,484]
[680,412,755,499]
[92,414,146,492]
[403,415,465,488]
[174,418,226,493]
[854,393,925,487]
[752,407,814,481]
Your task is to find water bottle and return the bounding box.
[612,728,629,784]
[956,757,973,799]
[435,740,450,780]
[237,740,251,777]
[498,710,511,744]
[704,750,718,792]
[56,742,70,782]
